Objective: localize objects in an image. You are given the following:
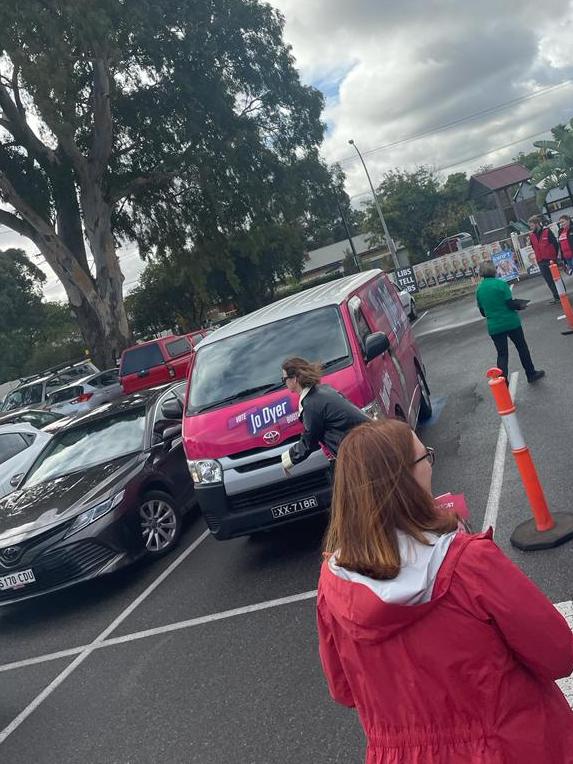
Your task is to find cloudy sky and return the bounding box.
[4,0,573,301]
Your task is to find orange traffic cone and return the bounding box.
[550,261,573,335]
[486,367,573,550]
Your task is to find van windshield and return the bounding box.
[188,306,351,413]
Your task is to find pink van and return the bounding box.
[182,270,431,539]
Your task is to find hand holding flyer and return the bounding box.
[434,492,470,519]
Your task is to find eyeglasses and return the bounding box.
[282,374,294,382]
[413,447,435,466]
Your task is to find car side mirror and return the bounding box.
[161,398,183,420]
[162,423,182,442]
[365,332,390,362]
[10,473,24,489]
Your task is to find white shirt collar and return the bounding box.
[298,386,311,413]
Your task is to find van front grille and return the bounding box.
[229,470,331,513]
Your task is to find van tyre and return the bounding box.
[417,371,432,421]
[409,300,418,321]
[139,490,182,556]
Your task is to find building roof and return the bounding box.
[469,163,531,197]
[303,233,384,274]
[199,270,381,345]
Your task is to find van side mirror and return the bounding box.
[161,398,183,420]
[10,473,24,489]
[365,332,390,362]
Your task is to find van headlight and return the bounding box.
[362,400,385,420]
[187,459,223,484]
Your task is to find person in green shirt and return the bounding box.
[476,261,545,384]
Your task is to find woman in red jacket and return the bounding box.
[317,419,573,763]
[559,214,573,275]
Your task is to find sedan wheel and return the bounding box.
[139,491,181,556]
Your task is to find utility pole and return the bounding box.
[335,192,361,271]
[348,139,400,270]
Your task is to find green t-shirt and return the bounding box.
[476,277,521,335]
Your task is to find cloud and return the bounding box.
[274,0,573,201]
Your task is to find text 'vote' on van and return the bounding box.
[182,270,431,540]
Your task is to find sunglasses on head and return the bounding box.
[413,446,435,466]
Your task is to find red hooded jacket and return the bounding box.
[317,531,573,763]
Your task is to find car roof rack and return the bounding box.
[17,359,94,386]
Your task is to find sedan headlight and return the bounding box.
[187,459,223,484]
[65,490,126,538]
[362,400,385,421]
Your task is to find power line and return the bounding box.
[335,80,572,166]
[348,126,553,200]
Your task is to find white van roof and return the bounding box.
[201,269,382,346]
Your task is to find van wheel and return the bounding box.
[417,371,432,421]
[409,300,418,321]
[139,491,182,556]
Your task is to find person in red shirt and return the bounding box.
[559,214,573,275]
[528,214,560,302]
[318,418,573,763]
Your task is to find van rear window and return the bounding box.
[121,344,164,376]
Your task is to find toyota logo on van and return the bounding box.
[263,430,280,445]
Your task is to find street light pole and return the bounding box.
[348,139,400,270]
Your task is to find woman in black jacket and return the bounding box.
[280,357,370,474]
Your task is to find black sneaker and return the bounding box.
[549,297,560,304]
[527,370,546,383]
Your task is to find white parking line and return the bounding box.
[0,528,210,746]
[482,371,519,533]
[413,310,429,327]
[0,590,319,675]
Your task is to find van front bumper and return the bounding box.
[195,468,332,540]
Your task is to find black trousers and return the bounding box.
[490,326,535,381]
[538,260,559,300]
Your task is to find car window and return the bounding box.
[1,389,25,411]
[21,384,43,405]
[24,407,147,486]
[188,306,351,412]
[48,386,83,404]
[95,370,119,387]
[120,344,165,376]
[0,433,30,464]
[165,337,192,359]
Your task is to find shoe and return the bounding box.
[527,370,545,383]
[549,298,560,304]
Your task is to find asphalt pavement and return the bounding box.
[1,271,572,763]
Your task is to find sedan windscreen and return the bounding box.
[188,306,351,412]
[24,408,147,486]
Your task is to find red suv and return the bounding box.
[119,332,209,394]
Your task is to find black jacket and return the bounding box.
[287,384,370,466]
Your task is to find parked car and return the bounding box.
[430,232,474,258]
[182,269,431,540]
[397,288,417,321]
[0,423,52,500]
[0,383,194,605]
[0,409,65,431]
[119,331,210,395]
[0,361,100,414]
[46,368,123,416]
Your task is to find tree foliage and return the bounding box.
[0,248,45,335]
[532,119,573,203]
[0,0,340,366]
[363,167,471,263]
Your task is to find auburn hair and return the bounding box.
[324,419,458,580]
[282,357,322,388]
